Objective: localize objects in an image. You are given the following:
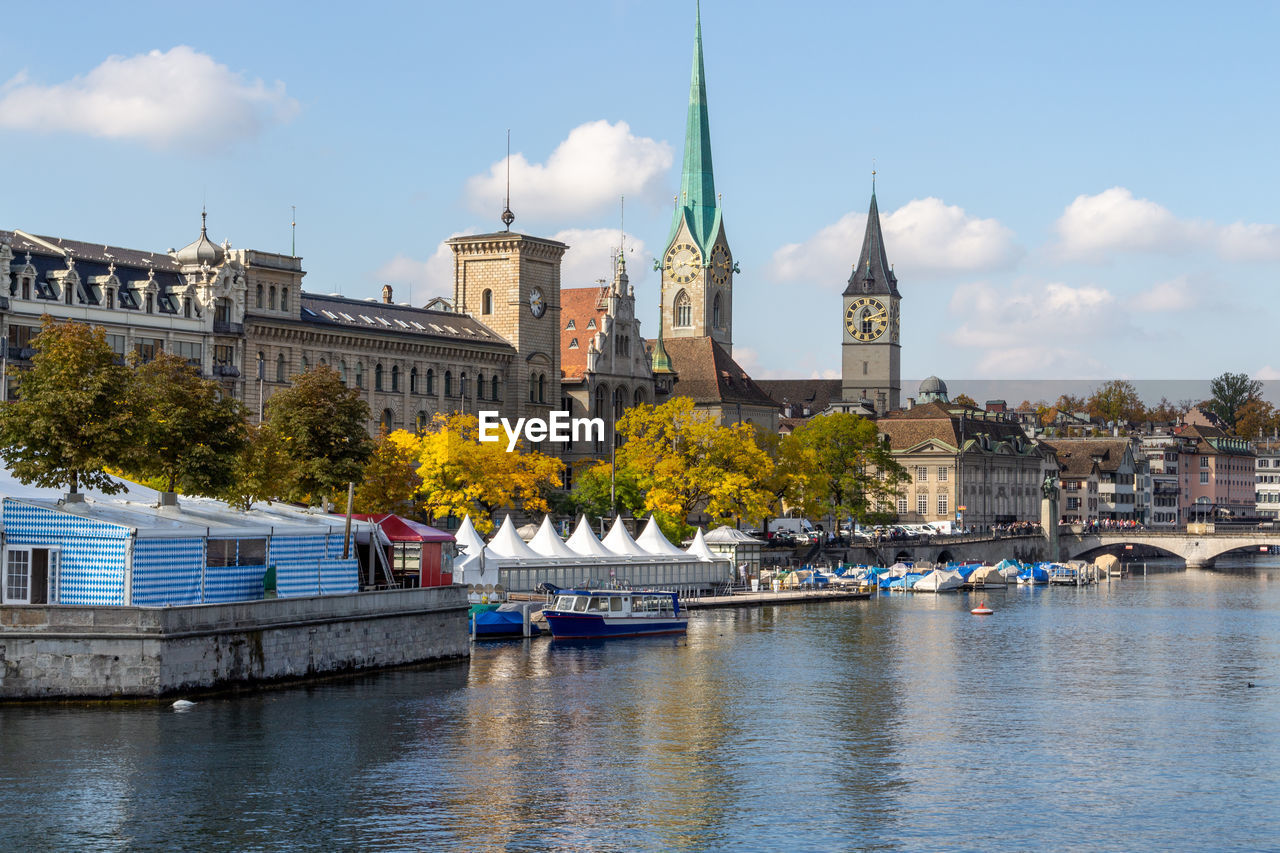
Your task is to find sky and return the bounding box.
[2,1,1278,397]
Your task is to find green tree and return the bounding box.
[122,352,247,495]
[0,317,132,495]
[791,412,908,527]
[1086,379,1145,425]
[1208,371,1264,429]
[755,428,822,533]
[570,460,647,521]
[220,423,296,511]
[266,365,374,505]
[354,429,423,516]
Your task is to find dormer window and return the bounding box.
[569,338,579,349]
[566,319,576,330]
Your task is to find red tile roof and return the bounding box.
[559,286,608,379]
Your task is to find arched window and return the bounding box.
[380,409,394,432]
[860,308,873,337]
[482,289,493,315]
[427,369,435,395]
[476,373,485,400]
[530,374,537,403]
[491,375,500,400]
[375,363,384,391]
[444,371,452,397]
[633,387,645,406]
[459,372,467,399]
[674,290,692,327]
[613,387,625,422]
[391,365,400,392]
[416,411,429,433]
[410,367,418,394]
[594,385,607,418]
[712,292,722,328]
[256,284,264,309]
[538,374,546,404]
[340,360,348,383]
[301,355,309,372]
[275,353,285,383]
[269,286,277,310]
[319,357,327,368]
[280,288,288,312]
[183,297,191,318]
[355,362,364,388]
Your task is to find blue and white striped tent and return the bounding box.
[0,469,371,607]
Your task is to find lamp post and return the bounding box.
[256,354,265,422]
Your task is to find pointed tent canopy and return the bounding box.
[528,516,579,559]
[636,515,686,556]
[603,517,651,557]
[454,514,488,562]
[487,515,545,560]
[566,514,617,557]
[685,527,717,561]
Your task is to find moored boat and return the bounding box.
[542,589,688,639]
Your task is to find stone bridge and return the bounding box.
[1061,530,1280,568]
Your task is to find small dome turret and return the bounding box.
[918,376,949,403]
[173,209,225,267]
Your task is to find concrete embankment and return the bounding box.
[0,586,470,700]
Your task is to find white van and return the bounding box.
[766,517,818,539]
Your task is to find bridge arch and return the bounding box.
[894,550,913,564]
[936,549,956,564]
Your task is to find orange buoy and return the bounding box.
[971,601,994,615]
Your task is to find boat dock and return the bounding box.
[681,588,875,610]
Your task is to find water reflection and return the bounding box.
[3,570,1280,851]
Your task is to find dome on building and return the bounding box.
[918,375,949,403]
[173,210,225,267]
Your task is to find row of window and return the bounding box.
[671,289,725,328]
[254,283,289,313]
[914,466,950,482]
[253,352,505,400]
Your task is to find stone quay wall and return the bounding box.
[0,586,470,700]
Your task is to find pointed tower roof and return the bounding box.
[843,180,899,298]
[669,1,721,256]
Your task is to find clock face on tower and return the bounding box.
[664,242,700,284]
[529,287,546,318]
[845,297,889,342]
[710,244,731,285]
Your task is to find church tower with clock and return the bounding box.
[659,2,734,355]
[841,180,901,414]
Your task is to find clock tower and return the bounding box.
[659,2,734,355]
[841,180,901,413]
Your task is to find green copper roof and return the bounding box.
[670,1,720,256]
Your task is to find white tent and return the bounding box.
[603,516,651,557]
[453,514,489,562]
[528,516,579,559]
[912,569,964,592]
[685,528,717,562]
[566,514,617,557]
[487,515,545,560]
[636,515,686,556]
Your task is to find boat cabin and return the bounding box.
[550,590,681,617]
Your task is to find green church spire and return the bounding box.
[672,0,720,255]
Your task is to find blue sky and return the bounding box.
[3,1,1278,392]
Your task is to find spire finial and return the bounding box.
[201,205,208,235]
[618,195,626,270]
[501,129,515,231]
[872,158,877,194]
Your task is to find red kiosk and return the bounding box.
[353,514,456,588]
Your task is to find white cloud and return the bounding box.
[1054,187,1280,262]
[0,46,298,152]
[466,120,673,221]
[1130,276,1194,312]
[946,280,1131,376]
[770,197,1019,286]
[553,228,650,291]
[1257,366,1280,381]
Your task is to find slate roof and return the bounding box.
[756,379,842,413]
[559,286,609,380]
[879,401,1038,454]
[658,337,778,409]
[1040,438,1132,476]
[843,190,900,298]
[293,294,514,352]
[1175,423,1253,456]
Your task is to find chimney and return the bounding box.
[381,284,393,304]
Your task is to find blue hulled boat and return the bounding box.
[542,590,688,639]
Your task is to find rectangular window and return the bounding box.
[1200,472,1209,485]
[214,345,235,366]
[106,334,127,357]
[172,340,202,365]
[134,338,162,363]
[897,497,908,515]
[206,538,268,567]
[916,466,928,482]
[917,494,929,515]
[937,494,948,516]
[938,467,948,482]
[1201,456,1210,468]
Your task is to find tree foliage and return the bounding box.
[1208,371,1264,429]
[220,423,296,511]
[122,352,247,494]
[755,428,823,529]
[266,365,374,505]
[1086,379,1145,425]
[952,393,978,408]
[354,429,424,516]
[570,461,647,522]
[0,317,132,494]
[789,412,907,525]
[614,397,773,538]
[1234,398,1280,441]
[413,413,564,533]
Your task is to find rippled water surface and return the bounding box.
[3,565,1280,852]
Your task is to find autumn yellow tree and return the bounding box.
[614,397,773,538]
[755,428,823,531]
[413,413,563,533]
[354,429,424,515]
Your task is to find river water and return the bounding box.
[2,563,1279,852]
